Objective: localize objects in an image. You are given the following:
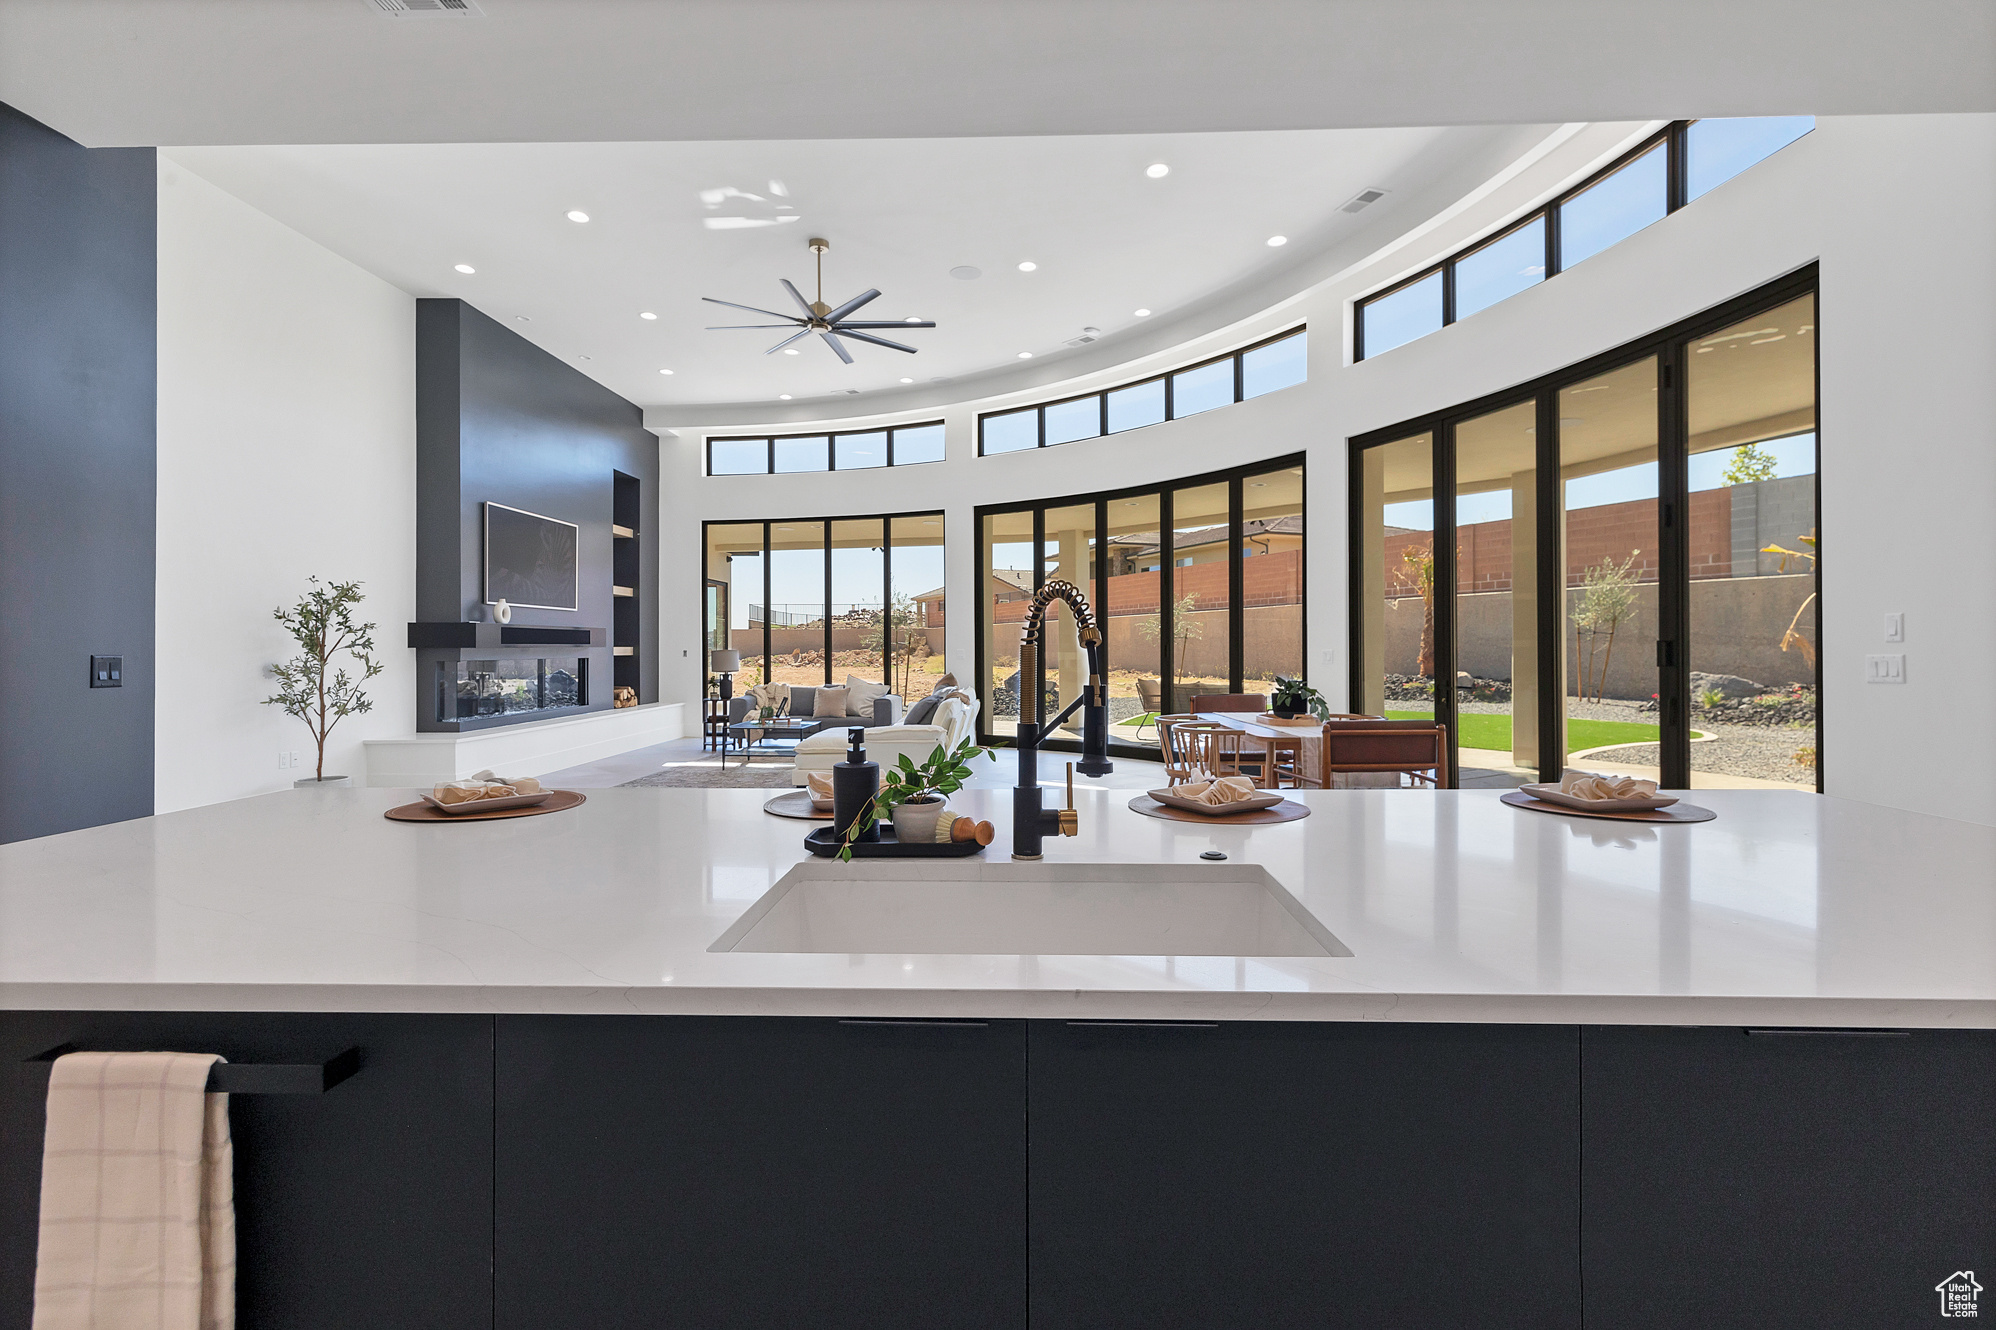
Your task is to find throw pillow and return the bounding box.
[812,686,849,718]
[904,693,942,727]
[844,674,889,717]
[933,672,958,690]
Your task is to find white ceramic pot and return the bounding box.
[892,796,947,843]
[293,775,355,789]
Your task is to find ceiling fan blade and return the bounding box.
[706,324,799,330]
[829,327,918,354]
[764,328,815,355]
[833,320,936,329]
[778,278,816,317]
[820,332,854,365]
[822,288,881,323]
[703,297,802,321]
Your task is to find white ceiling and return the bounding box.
[3,0,1992,149]
[168,126,1521,407]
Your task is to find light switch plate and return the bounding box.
[89,655,122,688]
[1883,613,1904,642]
[1865,653,1906,684]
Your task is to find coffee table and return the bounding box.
[722,718,819,771]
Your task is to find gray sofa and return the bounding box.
[727,686,902,737]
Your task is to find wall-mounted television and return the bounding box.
[484,502,579,611]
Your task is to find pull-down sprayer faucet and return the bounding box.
[1011,579,1113,860]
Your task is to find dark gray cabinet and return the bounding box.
[494,1014,1027,1330]
[1026,1020,1582,1330]
[1581,1026,1996,1330]
[0,1011,493,1330]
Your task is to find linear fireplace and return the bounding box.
[438,657,587,724]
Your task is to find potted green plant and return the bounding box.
[1270,675,1330,721]
[839,737,995,860]
[263,577,383,787]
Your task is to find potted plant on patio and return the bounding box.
[263,577,383,787]
[839,737,995,860]
[1270,675,1330,721]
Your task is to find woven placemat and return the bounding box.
[1126,794,1309,825]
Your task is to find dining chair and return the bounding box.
[1183,726,1256,784]
[1319,719,1450,788]
[1134,678,1164,740]
[1188,693,1268,713]
[1156,715,1202,782]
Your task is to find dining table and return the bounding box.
[1186,711,1402,789]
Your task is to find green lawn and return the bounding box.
[1386,711,1661,752]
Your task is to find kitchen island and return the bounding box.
[2,787,1991,1329]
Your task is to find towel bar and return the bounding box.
[22,1045,361,1094]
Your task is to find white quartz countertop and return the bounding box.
[1,786,1990,1026]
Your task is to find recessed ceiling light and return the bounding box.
[579,355,592,361]
[1266,235,1288,247]
[900,377,914,383]
[1017,261,1037,272]
[1134,308,1152,317]
[659,368,674,375]
[513,316,530,322]
[1146,163,1170,179]
[566,210,590,223]
[783,348,800,355]
[640,311,657,320]
[1017,351,1033,359]
[949,265,982,281]
[904,317,922,323]
[454,263,476,274]
[778,394,792,400]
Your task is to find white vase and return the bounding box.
[294,775,355,789]
[892,796,946,843]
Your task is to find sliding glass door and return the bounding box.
[1350,272,1819,790]
[701,511,944,696]
[977,455,1306,758]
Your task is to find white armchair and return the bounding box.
[791,694,980,786]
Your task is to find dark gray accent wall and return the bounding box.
[414,299,658,730]
[0,105,156,843]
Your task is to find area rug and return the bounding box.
[619,761,794,789]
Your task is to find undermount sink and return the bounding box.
[708,860,1351,957]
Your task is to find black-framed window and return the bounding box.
[974,454,1305,759]
[1349,268,1819,794]
[1355,117,1813,361]
[702,510,947,704]
[706,420,947,476]
[975,327,1306,456]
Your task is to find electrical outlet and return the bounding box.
[1883,613,1904,642]
[1865,654,1905,684]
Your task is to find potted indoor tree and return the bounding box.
[264,577,384,787]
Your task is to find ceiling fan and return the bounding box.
[703,237,935,364]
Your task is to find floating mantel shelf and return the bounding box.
[611,524,637,539]
[407,623,605,651]
[613,585,635,597]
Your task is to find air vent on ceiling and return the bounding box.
[1340,187,1388,214]
[839,389,862,396]
[1063,326,1104,348]
[369,0,484,15]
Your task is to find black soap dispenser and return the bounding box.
[831,726,881,843]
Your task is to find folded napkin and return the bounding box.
[1559,771,1659,801]
[1168,776,1260,805]
[804,771,836,807]
[432,770,543,803]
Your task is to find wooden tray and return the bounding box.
[804,825,984,858]
[1501,790,1714,823]
[764,790,833,820]
[1256,713,1320,727]
[386,790,586,822]
[1127,794,1310,825]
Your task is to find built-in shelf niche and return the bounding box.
[612,470,641,697]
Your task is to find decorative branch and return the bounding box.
[263,577,384,781]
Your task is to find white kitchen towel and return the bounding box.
[34,1051,235,1330]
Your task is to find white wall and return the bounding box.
[155,158,416,813]
[656,114,1996,826]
